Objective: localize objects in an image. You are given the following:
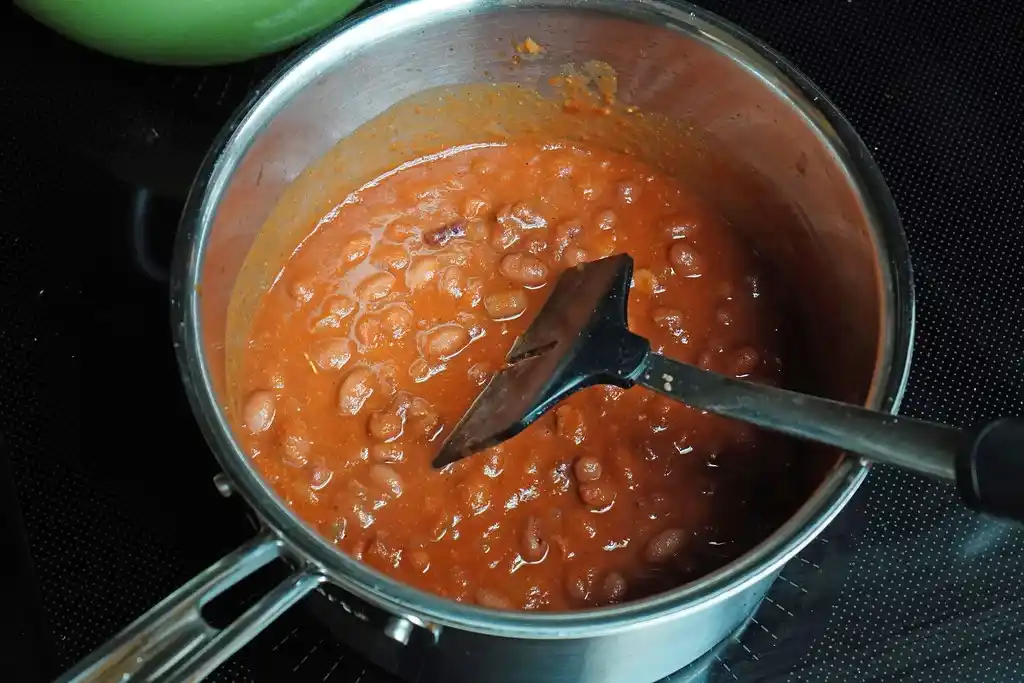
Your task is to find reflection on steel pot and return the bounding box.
[56,0,914,681]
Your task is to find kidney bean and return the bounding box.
[408,398,440,438]
[384,219,417,243]
[697,350,718,371]
[573,455,603,482]
[498,202,547,231]
[438,244,472,269]
[371,242,410,271]
[602,386,625,405]
[314,295,356,331]
[553,156,575,178]
[715,303,736,327]
[601,572,628,603]
[424,219,468,248]
[632,268,661,295]
[408,358,432,383]
[341,530,372,561]
[243,391,275,434]
[375,304,412,341]
[409,549,431,573]
[574,176,603,199]
[616,179,641,204]
[476,588,513,610]
[423,323,470,360]
[467,362,493,386]
[369,464,404,497]
[460,479,492,515]
[491,221,520,251]
[555,405,587,446]
[289,280,315,304]
[644,528,687,562]
[669,243,704,278]
[407,255,440,290]
[376,361,400,396]
[562,245,589,268]
[367,531,403,569]
[326,295,356,318]
[340,231,373,265]
[731,346,761,376]
[554,219,583,244]
[465,217,491,242]
[578,480,616,509]
[595,209,618,231]
[637,492,672,521]
[280,426,311,467]
[521,515,549,563]
[356,271,396,302]
[310,337,353,371]
[470,156,496,175]
[518,238,543,256]
[369,443,404,464]
[608,446,637,489]
[652,307,687,339]
[482,447,505,478]
[565,566,598,602]
[551,220,581,262]
[499,253,549,287]
[338,366,376,416]
[368,392,411,442]
[483,288,528,321]
[340,491,376,531]
[355,315,384,349]
[368,408,404,443]
[309,461,334,491]
[327,517,348,543]
[583,230,617,259]
[571,512,598,539]
[660,215,700,241]
[438,266,466,298]
[565,574,588,602]
[551,462,574,495]
[463,196,490,219]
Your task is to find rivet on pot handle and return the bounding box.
[54,530,324,683]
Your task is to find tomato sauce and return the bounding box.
[235,139,792,610]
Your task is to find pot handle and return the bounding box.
[54,529,324,683]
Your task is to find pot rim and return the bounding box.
[171,0,915,639]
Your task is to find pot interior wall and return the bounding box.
[198,3,883,559]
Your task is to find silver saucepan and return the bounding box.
[57,0,914,681]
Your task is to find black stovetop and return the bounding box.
[2,1,1023,682]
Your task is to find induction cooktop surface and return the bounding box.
[2,1,1022,682]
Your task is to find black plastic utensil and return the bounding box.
[433,254,1024,524]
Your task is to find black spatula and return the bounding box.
[433,254,1024,524]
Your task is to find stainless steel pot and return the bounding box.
[57,0,914,681]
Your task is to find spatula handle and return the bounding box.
[956,418,1024,522]
[638,353,1024,523]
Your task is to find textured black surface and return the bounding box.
[2,1,1023,682]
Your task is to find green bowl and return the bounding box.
[17,0,363,66]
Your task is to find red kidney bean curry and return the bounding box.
[235,138,800,611]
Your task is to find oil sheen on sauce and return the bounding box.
[235,139,794,611]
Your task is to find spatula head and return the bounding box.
[432,254,651,468]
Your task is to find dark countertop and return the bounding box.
[1,1,1022,682]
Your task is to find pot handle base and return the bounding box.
[54,530,324,683]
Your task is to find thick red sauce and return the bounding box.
[235,140,791,610]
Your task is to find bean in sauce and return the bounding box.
[235,139,795,611]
